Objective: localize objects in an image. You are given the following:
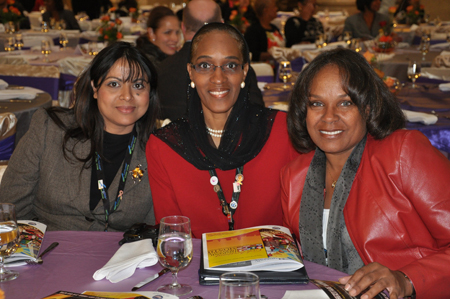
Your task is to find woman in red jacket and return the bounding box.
[282,48,450,299]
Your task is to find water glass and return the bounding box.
[419,37,430,61]
[407,60,421,88]
[41,21,49,33]
[41,40,52,62]
[278,61,293,90]
[350,38,362,52]
[59,33,68,50]
[157,216,193,296]
[15,33,23,50]
[315,34,326,49]
[0,204,20,282]
[343,31,352,45]
[218,272,261,299]
[4,37,15,52]
[5,22,15,34]
[88,42,99,56]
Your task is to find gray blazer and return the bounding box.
[0,108,155,231]
[343,12,390,40]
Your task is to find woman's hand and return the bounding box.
[338,262,413,299]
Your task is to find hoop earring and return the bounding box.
[240,82,245,88]
[190,81,195,88]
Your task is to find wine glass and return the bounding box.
[15,33,23,50]
[315,34,325,49]
[419,37,430,61]
[343,31,352,45]
[218,272,261,299]
[350,38,362,52]
[4,37,15,52]
[156,216,193,296]
[0,204,20,282]
[59,33,68,50]
[41,40,52,62]
[41,21,49,33]
[278,61,293,90]
[407,61,421,88]
[88,42,99,56]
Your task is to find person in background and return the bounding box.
[343,0,389,40]
[72,0,112,20]
[157,0,263,121]
[282,48,450,299]
[147,23,298,238]
[117,0,138,17]
[284,0,323,47]
[244,0,284,62]
[42,0,80,30]
[0,42,159,232]
[16,0,42,12]
[136,6,181,69]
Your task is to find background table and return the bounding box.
[0,93,52,147]
[1,231,347,299]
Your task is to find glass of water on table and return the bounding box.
[157,215,193,296]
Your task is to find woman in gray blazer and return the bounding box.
[0,42,159,231]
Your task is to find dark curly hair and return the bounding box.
[356,0,378,11]
[287,48,405,153]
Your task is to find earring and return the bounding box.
[152,38,155,42]
[190,81,195,88]
[240,82,245,88]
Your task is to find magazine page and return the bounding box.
[309,280,389,299]
[202,225,304,272]
[5,220,47,265]
[42,290,179,299]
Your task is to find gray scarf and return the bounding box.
[299,136,367,274]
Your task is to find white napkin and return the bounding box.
[257,82,267,91]
[269,46,301,61]
[375,53,395,62]
[430,42,450,49]
[93,239,158,283]
[402,110,438,125]
[0,89,37,101]
[439,83,450,91]
[282,290,329,299]
[269,103,289,111]
[0,80,8,90]
[291,43,317,51]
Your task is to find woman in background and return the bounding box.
[343,0,389,40]
[284,0,323,47]
[0,42,159,231]
[136,6,181,69]
[282,48,450,299]
[147,23,298,238]
[42,0,80,30]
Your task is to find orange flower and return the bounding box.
[129,7,136,13]
[406,5,413,12]
[99,28,104,34]
[2,8,8,13]
[104,35,109,40]
[379,35,393,42]
[388,6,396,14]
[115,18,122,25]
[116,32,123,39]
[101,15,110,22]
[7,0,15,5]
[419,4,424,9]
[109,7,117,12]
[241,6,247,13]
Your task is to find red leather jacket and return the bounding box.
[281,130,450,298]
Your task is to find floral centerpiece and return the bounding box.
[0,0,25,25]
[374,21,395,53]
[228,1,250,33]
[129,7,139,23]
[406,4,425,25]
[98,15,123,43]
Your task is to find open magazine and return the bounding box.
[202,225,304,272]
[5,220,47,266]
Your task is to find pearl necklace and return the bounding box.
[206,126,224,138]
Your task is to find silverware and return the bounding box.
[6,86,24,90]
[131,268,170,291]
[26,242,59,265]
[187,296,204,299]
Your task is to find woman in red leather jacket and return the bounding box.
[282,48,450,299]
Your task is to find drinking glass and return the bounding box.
[278,61,293,90]
[350,38,362,52]
[4,37,15,52]
[218,272,261,299]
[0,204,20,282]
[41,40,52,62]
[15,33,23,50]
[419,37,430,61]
[88,42,99,56]
[41,21,49,33]
[156,216,193,296]
[343,31,352,45]
[59,33,68,50]
[315,34,325,49]
[407,61,421,88]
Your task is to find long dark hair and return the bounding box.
[47,41,159,166]
[147,6,176,32]
[287,48,405,153]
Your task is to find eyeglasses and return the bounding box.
[190,62,244,75]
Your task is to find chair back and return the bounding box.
[0,113,17,161]
[0,64,60,100]
[252,62,274,83]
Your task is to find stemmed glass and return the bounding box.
[350,38,362,52]
[419,37,430,61]
[0,203,20,282]
[4,37,15,52]
[88,42,99,56]
[15,33,23,50]
[41,21,49,33]
[59,33,68,50]
[156,216,193,296]
[407,60,421,88]
[41,40,52,62]
[343,31,352,46]
[218,272,261,299]
[278,61,293,90]
[315,34,325,49]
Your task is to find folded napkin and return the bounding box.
[421,67,450,80]
[291,43,317,51]
[0,80,8,90]
[434,53,450,68]
[257,82,267,91]
[282,289,329,299]
[439,83,450,91]
[0,89,38,101]
[430,42,450,49]
[269,47,302,62]
[375,53,395,62]
[402,110,438,125]
[93,239,158,283]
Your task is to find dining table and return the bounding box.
[1,231,348,299]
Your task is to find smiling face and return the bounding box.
[306,65,367,161]
[148,15,181,55]
[187,31,249,120]
[92,59,150,135]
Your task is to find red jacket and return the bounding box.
[281,130,450,298]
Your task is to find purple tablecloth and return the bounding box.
[1,231,346,299]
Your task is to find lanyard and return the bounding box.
[208,166,244,231]
[95,127,137,231]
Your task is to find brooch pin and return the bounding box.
[130,164,145,183]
